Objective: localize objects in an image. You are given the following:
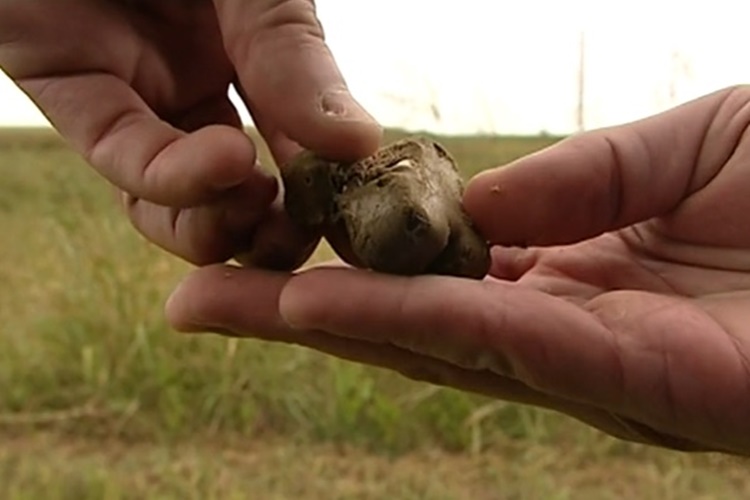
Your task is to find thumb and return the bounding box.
[463,86,747,247]
[213,0,382,162]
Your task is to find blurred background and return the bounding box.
[1,1,749,498]
[3,0,750,134]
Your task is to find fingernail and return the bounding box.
[277,276,305,330]
[164,274,233,334]
[164,279,208,333]
[319,88,376,123]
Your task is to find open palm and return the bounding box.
[167,86,750,455]
[481,221,750,452]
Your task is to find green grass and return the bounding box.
[0,128,746,498]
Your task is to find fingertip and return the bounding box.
[462,145,610,247]
[140,124,277,208]
[165,264,294,337]
[189,125,262,190]
[463,167,499,205]
[488,246,539,281]
[311,118,383,161]
[310,88,383,160]
[463,167,517,244]
[262,87,383,163]
[163,265,222,333]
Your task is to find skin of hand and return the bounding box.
[165,85,750,456]
[0,0,381,268]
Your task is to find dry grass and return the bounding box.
[1,432,747,500]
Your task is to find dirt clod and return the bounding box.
[282,137,490,279]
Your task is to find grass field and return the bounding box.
[0,128,748,498]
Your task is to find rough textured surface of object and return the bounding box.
[282,137,490,279]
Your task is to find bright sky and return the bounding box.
[1,0,749,134]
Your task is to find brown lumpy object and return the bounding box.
[281,137,491,279]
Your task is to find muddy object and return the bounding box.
[281,137,491,279]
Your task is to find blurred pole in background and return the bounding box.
[576,30,586,132]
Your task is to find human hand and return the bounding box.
[0,0,381,268]
[166,86,750,455]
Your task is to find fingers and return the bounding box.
[165,264,708,451]
[124,173,277,264]
[162,264,631,442]
[278,268,625,409]
[165,264,293,336]
[164,266,555,409]
[463,86,750,247]
[173,91,244,132]
[15,73,292,265]
[18,74,275,208]
[166,265,530,381]
[487,246,539,281]
[277,266,750,454]
[213,0,382,161]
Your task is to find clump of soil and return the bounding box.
[282,137,490,279]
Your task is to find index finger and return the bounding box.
[16,73,274,207]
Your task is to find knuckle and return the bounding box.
[723,83,750,100]
[704,84,750,169]
[712,84,750,123]
[708,84,750,127]
[255,0,322,39]
[224,0,323,62]
[0,3,29,71]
